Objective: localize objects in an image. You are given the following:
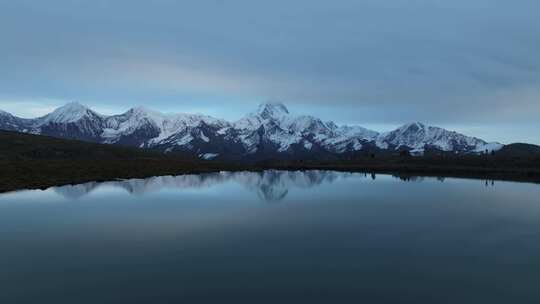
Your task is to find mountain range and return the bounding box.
[0,102,503,160]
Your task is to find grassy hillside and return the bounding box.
[0,131,247,192]
[0,130,181,160]
[498,143,540,158]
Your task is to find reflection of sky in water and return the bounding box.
[0,170,522,204]
[0,170,356,203]
[1,171,540,303]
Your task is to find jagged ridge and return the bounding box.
[0,102,503,159]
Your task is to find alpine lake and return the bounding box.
[1,170,540,303]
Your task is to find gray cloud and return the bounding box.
[1,0,539,143]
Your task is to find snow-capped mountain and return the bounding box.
[0,102,503,159]
[34,102,107,141]
[101,106,229,149]
[375,122,503,154]
[0,110,32,131]
[229,103,380,156]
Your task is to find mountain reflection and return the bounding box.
[52,171,447,202]
[53,170,352,202]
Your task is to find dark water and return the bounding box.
[1,171,540,303]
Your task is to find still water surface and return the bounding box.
[1,171,540,303]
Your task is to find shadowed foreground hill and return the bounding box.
[0,131,247,192]
[0,130,539,193]
[0,130,169,160]
[497,143,540,158]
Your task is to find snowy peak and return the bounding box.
[255,102,289,120]
[128,106,155,115]
[384,122,430,142]
[41,102,99,124]
[399,122,426,132]
[101,106,231,147]
[377,122,500,153]
[233,102,288,130]
[0,109,31,131]
[338,125,379,140]
[124,106,228,128]
[231,103,381,154]
[124,106,167,123]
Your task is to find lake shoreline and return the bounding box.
[2,159,539,193]
[1,130,539,193]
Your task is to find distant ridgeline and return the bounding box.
[0,102,512,161]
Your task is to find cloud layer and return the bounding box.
[1,0,539,143]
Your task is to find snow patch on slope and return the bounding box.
[473,142,504,153]
[199,153,219,160]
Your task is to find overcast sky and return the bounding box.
[1,0,539,144]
